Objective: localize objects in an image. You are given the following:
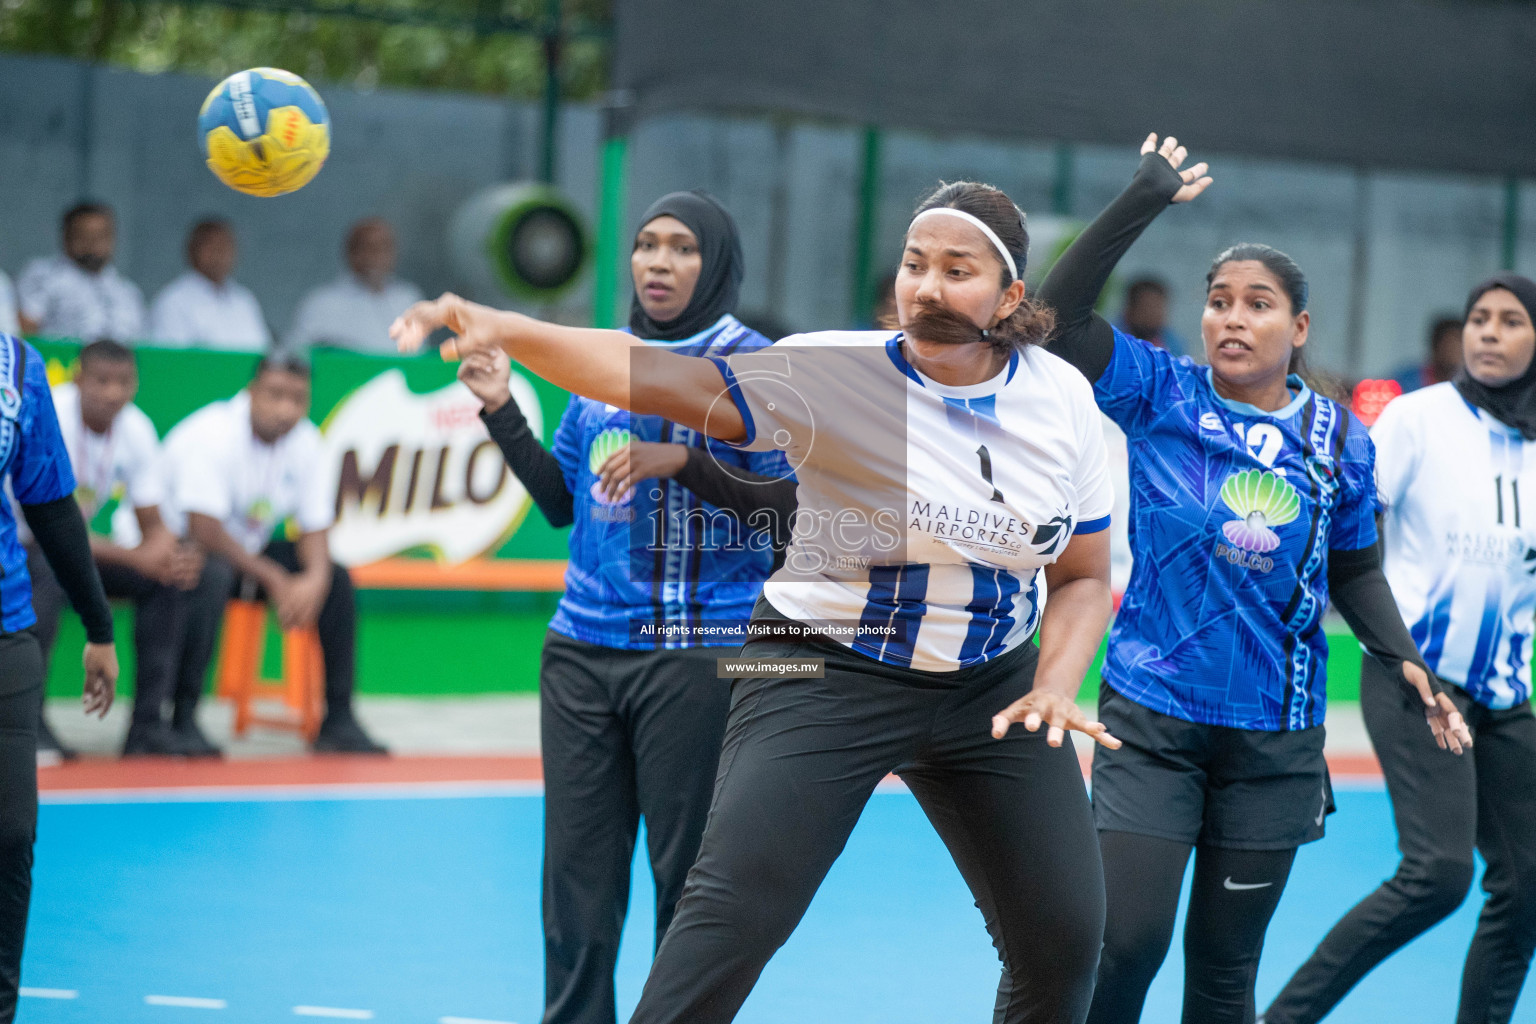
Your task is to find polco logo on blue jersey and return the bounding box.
[1212,469,1300,572]
[586,427,633,506]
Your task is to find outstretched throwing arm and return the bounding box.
[393,293,746,443]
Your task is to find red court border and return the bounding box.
[37,751,1383,796]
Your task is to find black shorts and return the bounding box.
[1090,684,1333,851]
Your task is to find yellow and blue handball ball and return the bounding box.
[199,67,330,198]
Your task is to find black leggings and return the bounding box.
[0,632,44,1023]
[628,634,1105,1024]
[1263,659,1536,1024]
[539,633,729,1024]
[1088,831,1296,1024]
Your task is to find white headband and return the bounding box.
[908,207,1019,282]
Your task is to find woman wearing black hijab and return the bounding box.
[455,191,794,1024]
[1263,274,1536,1024]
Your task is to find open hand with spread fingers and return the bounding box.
[1140,132,1213,203]
[991,689,1121,749]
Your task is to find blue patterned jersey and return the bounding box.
[1097,329,1378,730]
[0,336,78,632]
[548,315,793,649]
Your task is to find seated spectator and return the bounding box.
[0,270,17,336]
[17,203,145,342]
[1391,315,1463,394]
[1116,275,1190,358]
[149,219,271,351]
[24,341,201,759]
[161,355,385,755]
[287,218,422,355]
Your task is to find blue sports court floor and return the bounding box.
[20,782,1535,1023]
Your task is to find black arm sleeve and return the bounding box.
[1036,152,1187,382]
[21,496,113,644]
[1328,543,1444,700]
[480,400,575,529]
[672,446,798,552]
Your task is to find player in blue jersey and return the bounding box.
[1036,135,1472,1024]
[454,190,796,1024]
[1264,275,1536,1024]
[0,333,117,1021]
[399,179,1121,1024]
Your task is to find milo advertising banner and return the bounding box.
[34,341,572,589]
[320,368,542,566]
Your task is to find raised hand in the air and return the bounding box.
[1140,132,1213,203]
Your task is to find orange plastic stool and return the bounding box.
[215,599,324,741]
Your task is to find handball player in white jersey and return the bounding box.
[396,181,1120,1023]
[1264,274,1536,1024]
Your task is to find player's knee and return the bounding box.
[1395,857,1473,921]
[1186,926,1260,974]
[1047,926,1106,989]
[1100,904,1175,976]
[1040,897,1107,972]
[682,854,801,954]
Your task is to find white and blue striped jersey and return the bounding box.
[712,331,1113,673]
[1374,382,1536,709]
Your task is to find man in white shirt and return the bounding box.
[24,341,204,759]
[148,219,271,351]
[163,355,385,754]
[17,203,145,342]
[287,218,423,355]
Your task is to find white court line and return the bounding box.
[146,995,228,1008]
[441,1017,518,1024]
[19,987,77,999]
[1331,775,1387,790]
[42,780,544,805]
[294,1007,374,1019]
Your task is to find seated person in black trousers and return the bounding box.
[159,354,385,755]
[25,339,202,759]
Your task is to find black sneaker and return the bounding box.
[171,720,224,759]
[123,721,191,757]
[313,714,388,755]
[37,716,77,764]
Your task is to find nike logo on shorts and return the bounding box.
[1223,877,1273,891]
